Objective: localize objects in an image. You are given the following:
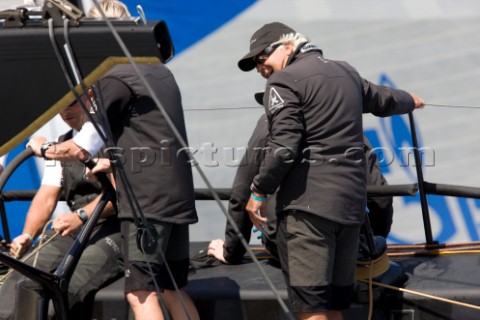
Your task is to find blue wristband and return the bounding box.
[250,193,266,202]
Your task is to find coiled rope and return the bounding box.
[356,243,480,318]
[250,243,480,319]
[0,220,59,283]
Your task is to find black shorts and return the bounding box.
[277,210,361,313]
[121,220,190,293]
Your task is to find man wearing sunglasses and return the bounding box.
[208,95,397,266]
[237,22,425,320]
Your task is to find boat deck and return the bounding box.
[92,242,480,320]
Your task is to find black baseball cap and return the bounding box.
[238,22,296,72]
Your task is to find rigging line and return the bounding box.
[87,2,179,318]
[93,3,295,319]
[60,14,146,234]
[146,258,173,320]
[92,86,173,320]
[388,241,480,249]
[63,19,110,146]
[60,12,174,318]
[426,103,480,110]
[63,18,99,120]
[0,231,59,283]
[63,19,82,85]
[184,106,263,111]
[136,5,147,24]
[387,249,480,257]
[359,279,480,311]
[32,219,56,267]
[51,17,174,319]
[47,19,108,146]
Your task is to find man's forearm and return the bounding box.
[23,186,61,238]
[80,193,116,219]
[44,139,90,162]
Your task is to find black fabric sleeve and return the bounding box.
[362,79,415,117]
[223,116,269,264]
[253,82,304,195]
[364,136,394,237]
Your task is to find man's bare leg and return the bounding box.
[298,310,343,320]
[127,290,164,320]
[163,288,200,320]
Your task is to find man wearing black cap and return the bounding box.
[238,22,425,319]
[207,92,395,265]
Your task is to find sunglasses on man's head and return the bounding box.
[254,43,282,65]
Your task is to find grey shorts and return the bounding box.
[121,220,190,293]
[277,210,361,313]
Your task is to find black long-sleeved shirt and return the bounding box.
[254,48,413,225]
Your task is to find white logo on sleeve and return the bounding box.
[268,87,284,114]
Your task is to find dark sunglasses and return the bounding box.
[254,43,282,65]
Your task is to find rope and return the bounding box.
[179,103,480,112]
[368,262,373,320]
[358,279,480,312]
[388,249,480,257]
[180,102,480,112]
[426,103,480,110]
[356,251,390,280]
[90,4,295,318]
[387,242,480,257]
[388,241,480,250]
[356,252,390,320]
[0,221,59,283]
[184,106,262,111]
[231,244,480,315]
[357,242,480,312]
[248,243,480,259]
[32,220,56,267]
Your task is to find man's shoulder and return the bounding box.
[106,63,169,76]
[102,63,135,79]
[101,63,173,87]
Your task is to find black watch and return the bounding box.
[40,142,56,159]
[75,209,88,224]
